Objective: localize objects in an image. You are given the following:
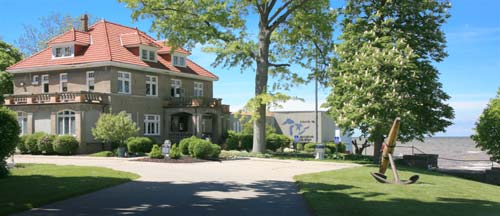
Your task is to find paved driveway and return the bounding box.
[12,155,358,216]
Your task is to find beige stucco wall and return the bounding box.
[12,67,111,94]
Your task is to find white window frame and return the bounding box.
[170,79,182,97]
[144,114,160,136]
[52,43,74,59]
[194,82,204,97]
[145,75,158,96]
[57,110,76,136]
[117,71,131,94]
[41,74,49,93]
[32,75,39,85]
[86,71,95,92]
[172,55,186,67]
[140,46,157,62]
[17,112,28,135]
[60,73,68,92]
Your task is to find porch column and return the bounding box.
[164,111,171,141]
[50,112,57,135]
[27,112,34,134]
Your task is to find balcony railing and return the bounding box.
[164,96,225,108]
[4,91,108,105]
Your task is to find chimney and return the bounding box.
[80,14,89,32]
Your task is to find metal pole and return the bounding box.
[315,49,319,145]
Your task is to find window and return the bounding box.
[86,71,95,91]
[41,74,49,93]
[17,112,28,135]
[117,71,131,94]
[194,82,203,97]
[173,55,186,67]
[140,47,157,62]
[60,73,68,92]
[52,45,73,58]
[170,79,183,97]
[145,75,158,96]
[32,75,39,85]
[144,114,160,136]
[57,110,76,135]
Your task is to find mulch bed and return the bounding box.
[133,156,221,163]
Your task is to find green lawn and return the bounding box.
[295,166,500,216]
[0,163,139,215]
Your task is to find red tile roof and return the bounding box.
[8,20,217,80]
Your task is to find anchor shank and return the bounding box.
[388,153,400,183]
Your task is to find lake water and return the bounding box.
[358,137,498,171]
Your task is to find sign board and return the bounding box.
[162,140,171,156]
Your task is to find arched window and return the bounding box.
[17,112,28,135]
[57,110,76,135]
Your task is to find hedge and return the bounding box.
[53,135,79,155]
[37,134,56,155]
[150,144,163,159]
[126,137,154,154]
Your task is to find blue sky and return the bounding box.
[0,0,499,137]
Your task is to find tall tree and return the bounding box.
[0,41,23,103]
[325,0,454,162]
[120,0,336,152]
[471,87,500,162]
[15,12,97,56]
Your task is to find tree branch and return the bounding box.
[268,62,291,67]
[268,0,293,25]
[268,0,309,32]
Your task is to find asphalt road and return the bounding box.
[12,155,358,216]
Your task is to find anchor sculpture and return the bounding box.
[370,117,420,184]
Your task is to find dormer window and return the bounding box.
[52,44,74,59]
[173,55,186,67]
[140,46,157,62]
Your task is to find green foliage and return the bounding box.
[0,41,22,102]
[37,134,56,155]
[224,130,240,150]
[325,142,337,154]
[92,111,139,148]
[121,0,336,153]
[0,106,20,177]
[17,135,29,154]
[241,121,276,136]
[90,151,115,157]
[209,144,221,159]
[336,142,346,153]
[126,137,154,154]
[25,132,46,155]
[326,0,454,144]
[240,134,253,152]
[296,143,304,151]
[304,143,317,153]
[169,144,182,159]
[179,136,198,155]
[472,88,500,162]
[265,133,291,152]
[191,140,213,159]
[149,144,163,159]
[53,135,79,155]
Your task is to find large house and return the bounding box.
[4,15,230,153]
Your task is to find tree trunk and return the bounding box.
[252,21,271,153]
[373,133,384,163]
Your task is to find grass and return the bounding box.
[294,166,500,216]
[0,163,139,215]
[89,151,115,157]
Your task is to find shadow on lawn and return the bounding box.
[0,174,134,216]
[13,179,310,216]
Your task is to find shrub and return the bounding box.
[17,135,29,154]
[169,144,182,159]
[225,131,240,150]
[240,134,253,152]
[180,136,198,155]
[209,144,222,159]
[325,142,337,154]
[92,111,139,148]
[337,142,347,153]
[150,144,163,159]
[304,143,316,153]
[25,132,46,154]
[126,137,154,154]
[0,106,20,177]
[191,140,213,159]
[266,133,291,152]
[37,134,56,155]
[90,151,114,157]
[53,135,79,155]
[296,143,304,151]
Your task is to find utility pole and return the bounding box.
[315,49,319,145]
